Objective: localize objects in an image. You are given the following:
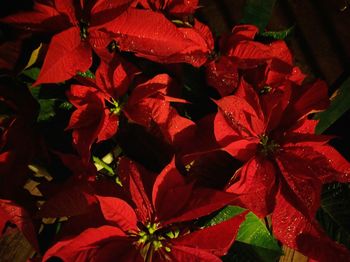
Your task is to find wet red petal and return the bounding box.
[96,195,138,232]
[34,27,92,86]
[173,211,246,256]
[226,157,276,217]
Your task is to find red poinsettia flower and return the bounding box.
[43,157,245,261]
[0,0,134,85]
[65,52,138,162]
[206,25,305,97]
[65,84,118,162]
[214,79,350,261]
[67,59,194,161]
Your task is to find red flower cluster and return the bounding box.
[0,1,349,262]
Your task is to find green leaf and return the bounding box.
[235,212,282,261]
[58,101,73,110]
[22,67,41,81]
[37,99,56,122]
[204,205,246,227]
[28,83,72,122]
[205,206,282,261]
[260,25,295,40]
[317,183,350,249]
[240,0,277,32]
[77,69,95,79]
[93,156,115,176]
[315,77,350,134]
[223,242,274,262]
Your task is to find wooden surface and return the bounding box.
[279,246,308,262]
[0,229,35,262]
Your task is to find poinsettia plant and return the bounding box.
[0,0,350,262]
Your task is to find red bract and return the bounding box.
[66,53,137,162]
[0,0,133,85]
[66,84,118,162]
[124,74,195,147]
[104,8,214,67]
[214,80,350,260]
[136,0,199,17]
[43,157,245,261]
[206,25,305,97]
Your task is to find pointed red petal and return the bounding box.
[206,57,239,97]
[125,97,195,146]
[288,118,318,134]
[37,184,97,218]
[285,80,330,124]
[106,8,212,67]
[272,187,350,262]
[229,41,271,68]
[150,101,195,146]
[96,195,138,232]
[213,110,259,161]
[312,145,350,183]
[95,54,138,98]
[226,157,276,217]
[67,85,98,105]
[34,27,92,86]
[96,110,119,142]
[173,211,246,256]
[235,79,264,119]
[90,0,133,27]
[54,0,77,25]
[92,0,133,14]
[43,226,130,262]
[215,95,265,137]
[127,74,171,106]
[165,189,239,225]
[66,104,102,130]
[152,158,193,221]
[219,25,259,53]
[279,145,349,186]
[161,95,189,103]
[265,41,293,86]
[288,66,307,85]
[166,0,199,16]
[66,85,107,161]
[170,245,221,262]
[118,157,154,223]
[0,2,69,32]
[261,83,292,131]
[276,149,322,217]
[282,132,331,148]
